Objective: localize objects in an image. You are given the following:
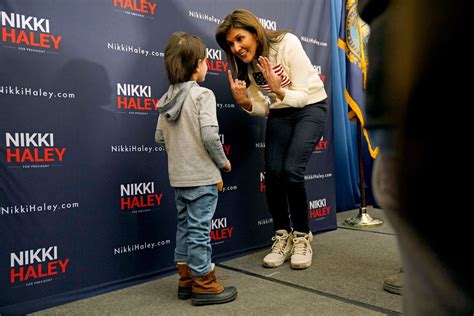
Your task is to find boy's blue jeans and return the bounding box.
[173,184,217,277]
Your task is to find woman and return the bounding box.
[216,8,328,269]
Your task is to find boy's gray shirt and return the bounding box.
[155,81,226,187]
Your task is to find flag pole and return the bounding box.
[343,119,383,227]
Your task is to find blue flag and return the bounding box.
[338,0,379,158]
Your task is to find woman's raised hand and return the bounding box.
[227,70,247,104]
[256,56,284,99]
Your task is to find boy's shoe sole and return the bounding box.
[191,287,237,306]
[177,287,192,300]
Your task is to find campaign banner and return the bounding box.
[0,0,335,312]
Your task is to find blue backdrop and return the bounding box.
[0,0,335,313]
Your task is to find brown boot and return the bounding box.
[176,264,193,300]
[191,267,237,306]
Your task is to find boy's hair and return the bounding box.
[164,32,206,84]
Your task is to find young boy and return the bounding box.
[155,32,237,306]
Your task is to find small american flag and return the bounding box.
[252,64,291,92]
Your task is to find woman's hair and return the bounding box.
[164,32,206,84]
[215,8,288,84]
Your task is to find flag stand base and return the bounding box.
[343,207,383,227]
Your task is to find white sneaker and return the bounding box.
[290,231,313,269]
[262,230,293,268]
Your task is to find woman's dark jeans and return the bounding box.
[264,100,327,233]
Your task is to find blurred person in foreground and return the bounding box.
[361,0,474,314]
